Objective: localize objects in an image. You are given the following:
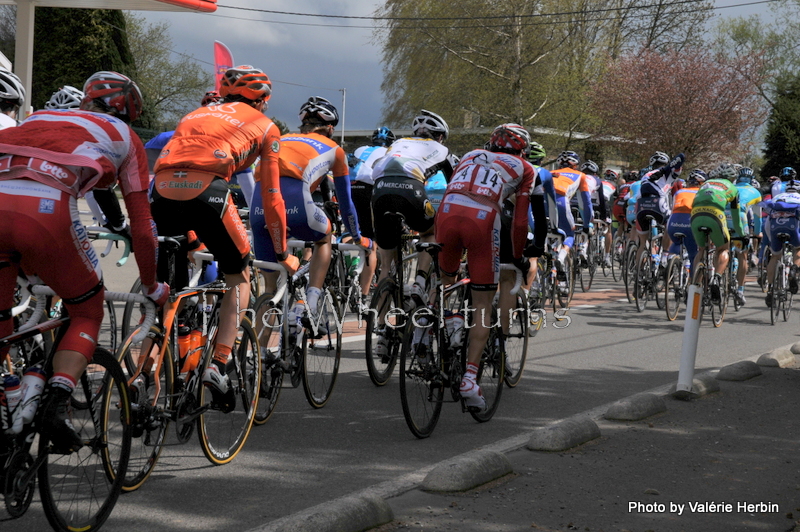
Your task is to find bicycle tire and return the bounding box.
[120,277,143,342]
[116,326,172,492]
[252,293,285,425]
[664,256,683,321]
[399,305,444,439]
[503,292,528,388]
[364,278,401,386]
[770,263,781,325]
[301,286,342,408]
[585,237,596,290]
[634,252,649,312]
[712,269,727,327]
[623,243,637,303]
[785,261,794,322]
[556,249,575,309]
[198,316,260,465]
[39,347,131,532]
[468,325,505,423]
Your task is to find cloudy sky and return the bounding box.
[140,0,777,132]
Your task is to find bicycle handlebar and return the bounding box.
[86,226,131,267]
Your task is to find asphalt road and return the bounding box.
[5,231,798,532]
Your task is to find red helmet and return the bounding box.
[220,65,272,102]
[488,123,530,153]
[82,71,143,122]
[201,90,222,106]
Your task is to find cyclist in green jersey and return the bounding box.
[690,163,744,303]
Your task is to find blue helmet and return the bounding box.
[687,169,708,186]
[780,167,797,181]
[371,126,395,147]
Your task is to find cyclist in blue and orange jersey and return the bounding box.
[549,151,593,274]
[255,96,369,324]
[154,65,296,407]
[0,71,168,451]
[634,151,685,269]
[348,126,395,304]
[666,169,705,279]
[761,179,800,308]
[435,124,539,410]
[572,160,608,265]
[371,109,457,302]
[724,168,762,305]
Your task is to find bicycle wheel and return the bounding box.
[633,252,649,312]
[711,269,727,327]
[585,237,596,290]
[399,306,444,439]
[252,293,285,425]
[556,250,575,309]
[198,317,260,465]
[38,347,131,532]
[503,292,528,388]
[611,237,623,282]
[301,286,342,408]
[784,262,794,322]
[758,248,771,293]
[120,277,143,342]
[770,263,781,325]
[623,243,637,303]
[469,325,505,423]
[116,326,171,492]
[364,278,401,386]
[729,262,741,312]
[664,256,683,321]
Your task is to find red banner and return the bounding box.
[213,41,234,93]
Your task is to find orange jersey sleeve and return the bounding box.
[258,123,287,255]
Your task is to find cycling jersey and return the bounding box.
[667,186,699,263]
[371,137,455,183]
[550,167,593,247]
[0,113,16,130]
[424,171,447,212]
[691,179,742,248]
[762,192,800,252]
[725,183,762,238]
[351,145,388,186]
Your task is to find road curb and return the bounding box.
[246,495,393,532]
[758,345,796,367]
[716,360,763,381]
[526,415,601,451]
[420,450,513,492]
[603,392,667,421]
[670,372,720,400]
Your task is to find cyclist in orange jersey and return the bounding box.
[152,65,296,410]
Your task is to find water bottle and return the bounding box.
[732,256,739,273]
[3,374,22,434]
[444,310,464,349]
[19,364,46,426]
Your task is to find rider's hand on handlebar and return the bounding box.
[144,282,170,307]
[104,221,134,253]
[280,255,301,276]
[354,236,374,250]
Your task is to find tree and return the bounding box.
[763,73,800,176]
[0,6,14,62]
[122,12,212,130]
[32,8,135,111]
[588,47,766,168]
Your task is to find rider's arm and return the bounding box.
[511,166,534,259]
[578,175,593,228]
[730,194,745,237]
[332,146,361,240]
[258,124,289,259]
[91,186,126,230]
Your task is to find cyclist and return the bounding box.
[525,141,557,294]
[44,85,84,110]
[0,71,168,451]
[634,151,685,270]
[256,96,368,327]
[667,169,705,278]
[201,90,222,106]
[761,179,800,308]
[725,167,762,305]
[153,65,294,408]
[349,126,395,305]
[597,169,618,266]
[549,151,593,291]
[0,68,24,129]
[690,163,745,303]
[613,171,637,235]
[435,124,537,409]
[574,160,606,265]
[371,109,457,301]
[771,167,796,198]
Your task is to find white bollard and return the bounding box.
[676,284,702,394]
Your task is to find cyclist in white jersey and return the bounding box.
[371,110,457,301]
[0,68,24,129]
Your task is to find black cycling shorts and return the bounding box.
[351,181,375,239]
[371,176,435,249]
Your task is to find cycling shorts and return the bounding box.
[635,196,667,233]
[667,213,698,262]
[765,215,800,253]
[151,176,250,289]
[435,195,501,290]
[251,177,331,268]
[553,196,575,248]
[690,205,729,248]
[371,176,435,249]
[0,179,104,361]
[350,181,374,239]
[612,202,627,225]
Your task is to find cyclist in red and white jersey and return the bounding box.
[435,124,535,409]
[0,71,168,451]
[0,68,24,129]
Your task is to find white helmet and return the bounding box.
[45,85,85,110]
[0,68,25,107]
[412,109,449,140]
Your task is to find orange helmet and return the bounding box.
[82,71,143,122]
[219,65,271,102]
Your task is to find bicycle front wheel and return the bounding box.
[252,293,285,426]
[302,287,342,408]
[633,253,649,312]
[364,278,401,386]
[399,306,444,439]
[39,347,131,532]
[198,317,260,465]
[503,292,528,388]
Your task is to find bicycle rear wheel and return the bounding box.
[623,243,637,303]
[469,326,505,423]
[712,270,727,327]
[116,326,171,492]
[252,293,285,425]
[198,317,260,465]
[503,292,528,388]
[302,287,342,408]
[38,347,131,532]
[364,278,401,386]
[634,253,649,312]
[399,306,444,439]
[664,256,683,321]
